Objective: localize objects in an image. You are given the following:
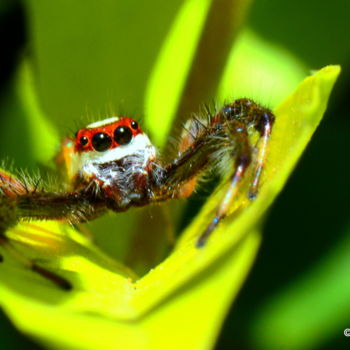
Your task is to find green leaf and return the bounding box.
[0,66,340,349]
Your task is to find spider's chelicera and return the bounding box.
[0,98,274,288]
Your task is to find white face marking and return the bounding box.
[70,133,156,179]
[86,117,120,129]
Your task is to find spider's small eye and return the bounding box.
[114,126,132,145]
[131,120,138,130]
[80,136,89,146]
[91,132,112,152]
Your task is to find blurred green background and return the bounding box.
[0,0,349,349]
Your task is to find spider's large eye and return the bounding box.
[91,132,112,152]
[114,126,132,145]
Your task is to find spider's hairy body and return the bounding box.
[0,98,274,288]
[0,98,274,245]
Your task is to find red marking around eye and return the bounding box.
[74,117,142,153]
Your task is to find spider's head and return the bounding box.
[64,117,156,184]
[75,117,142,153]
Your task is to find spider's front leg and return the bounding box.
[152,99,275,247]
[0,172,107,225]
[197,99,275,246]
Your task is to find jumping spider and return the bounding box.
[0,98,274,288]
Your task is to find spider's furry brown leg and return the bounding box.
[151,99,274,247]
[196,117,252,247]
[151,115,225,201]
[16,191,107,223]
[197,99,275,246]
[0,171,107,224]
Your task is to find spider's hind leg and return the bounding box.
[197,99,275,247]
[197,113,252,246]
